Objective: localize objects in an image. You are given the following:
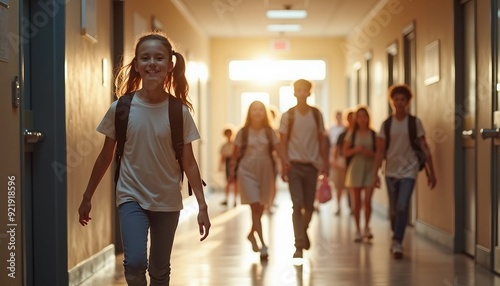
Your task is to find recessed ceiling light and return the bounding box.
[267,24,302,32]
[266,10,307,19]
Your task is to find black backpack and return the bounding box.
[114,93,203,195]
[383,115,426,171]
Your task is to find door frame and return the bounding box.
[21,0,68,284]
[491,0,500,274]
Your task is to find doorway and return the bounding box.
[459,0,477,258]
[403,23,417,226]
[0,1,69,285]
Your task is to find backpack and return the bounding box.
[237,126,276,171]
[345,129,376,167]
[383,115,426,171]
[287,106,321,137]
[114,93,202,195]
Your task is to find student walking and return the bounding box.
[219,127,238,207]
[343,107,376,242]
[78,32,211,285]
[373,84,437,259]
[330,110,353,216]
[229,101,288,260]
[279,79,330,259]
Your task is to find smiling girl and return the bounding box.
[78,32,210,285]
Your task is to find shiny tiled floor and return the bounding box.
[79,188,500,286]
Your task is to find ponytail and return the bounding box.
[168,51,192,110]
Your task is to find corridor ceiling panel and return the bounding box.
[174,0,384,37]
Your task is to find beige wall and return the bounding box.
[345,0,455,234]
[66,0,114,270]
[208,37,347,186]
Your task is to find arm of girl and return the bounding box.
[182,142,211,241]
[79,136,116,226]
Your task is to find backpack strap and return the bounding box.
[408,115,426,171]
[311,107,320,129]
[169,95,197,196]
[287,106,321,140]
[371,130,376,151]
[345,129,357,167]
[238,126,249,162]
[287,107,295,139]
[383,116,392,152]
[114,93,134,186]
[264,127,276,171]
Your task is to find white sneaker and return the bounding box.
[391,241,403,259]
[260,246,268,260]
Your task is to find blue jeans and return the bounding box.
[385,177,415,243]
[288,163,319,249]
[119,201,180,286]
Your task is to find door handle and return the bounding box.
[24,129,45,144]
[462,129,475,139]
[480,128,500,139]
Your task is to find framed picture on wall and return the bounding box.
[81,0,97,43]
[424,40,440,85]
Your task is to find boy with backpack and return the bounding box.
[279,79,329,259]
[373,84,437,259]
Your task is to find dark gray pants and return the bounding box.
[288,163,319,249]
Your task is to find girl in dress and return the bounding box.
[229,101,288,259]
[343,107,376,242]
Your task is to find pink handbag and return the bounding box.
[317,176,332,203]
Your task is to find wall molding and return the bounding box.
[414,221,454,250]
[68,244,115,286]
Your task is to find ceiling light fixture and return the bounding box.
[266,9,307,19]
[267,24,302,32]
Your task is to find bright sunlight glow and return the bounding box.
[229,60,326,81]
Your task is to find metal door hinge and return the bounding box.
[12,76,20,108]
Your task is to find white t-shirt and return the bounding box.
[97,94,200,211]
[279,107,325,170]
[328,124,345,145]
[220,142,235,159]
[377,115,425,179]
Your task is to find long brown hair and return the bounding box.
[114,32,192,110]
[243,101,272,128]
[352,106,371,131]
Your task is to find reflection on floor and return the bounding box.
[79,188,500,286]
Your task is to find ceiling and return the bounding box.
[173,0,384,38]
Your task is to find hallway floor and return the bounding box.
[79,188,500,286]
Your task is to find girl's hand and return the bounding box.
[427,173,437,189]
[197,208,211,241]
[78,198,92,226]
[373,175,381,189]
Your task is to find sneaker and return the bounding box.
[354,232,363,243]
[334,208,341,216]
[391,241,403,259]
[260,246,269,260]
[293,248,303,258]
[220,201,227,206]
[364,228,373,239]
[247,233,259,252]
